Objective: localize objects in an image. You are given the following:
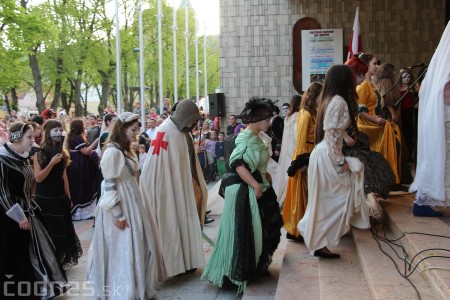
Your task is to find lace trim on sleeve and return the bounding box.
[325,128,346,165]
[324,97,349,165]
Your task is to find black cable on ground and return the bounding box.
[368,203,450,300]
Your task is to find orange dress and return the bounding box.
[356,80,402,183]
[282,109,315,237]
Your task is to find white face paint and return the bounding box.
[50,127,64,141]
[15,128,34,153]
[401,73,411,85]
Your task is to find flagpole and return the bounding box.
[114,0,122,113]
[138,0,145,131]
[158,0,163,114]
[172,0,178,104]
[195,16,199,106]
[203,21,208,112]
[184,0,190,99]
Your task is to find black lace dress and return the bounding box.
[35,142,83,268]
[0,143,69,299]
[343,130,396,198]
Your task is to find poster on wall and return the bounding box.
[301,29,343,91]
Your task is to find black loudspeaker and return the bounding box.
[208,93,225,118]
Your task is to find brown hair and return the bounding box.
[374,63,396,83]
[315,65,359,144]
[66,119,86,151]
[104,118,139,159]
[300,82,323,118]
[42,119,70,167]
[286,95,302,119]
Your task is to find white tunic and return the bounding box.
[140,117,206,277]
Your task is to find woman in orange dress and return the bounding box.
[356,53,402,184]
[282,82,322,241]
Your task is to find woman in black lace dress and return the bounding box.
[0,122,69,299]
[34,119,83,268]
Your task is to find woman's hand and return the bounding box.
[19,217,30,230]
[344,136,356,147]
[114,219,129,231]
[375,117,386,126]
[50,153,63,166]
[300,165,308,174]
[253,185,263,200]
[341,162,351,173]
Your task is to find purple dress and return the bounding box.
[67,135,99,220]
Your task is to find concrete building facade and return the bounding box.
[219,0,447,116]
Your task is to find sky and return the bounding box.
[173,0,220,36]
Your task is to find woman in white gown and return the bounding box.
[298,65,370,258]
[88,112,166,299]
[273,95,301,206]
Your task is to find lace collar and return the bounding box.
[3,143,30,160]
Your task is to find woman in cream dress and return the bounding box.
[88,112,166,299]
[298,65,370,258]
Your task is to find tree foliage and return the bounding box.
[0,0,220,117]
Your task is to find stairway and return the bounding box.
[253,193,449,300]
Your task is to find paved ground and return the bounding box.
[56,181,261,299]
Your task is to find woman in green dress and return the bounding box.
[202,97,283,293]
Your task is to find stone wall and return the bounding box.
[219,0,446,116]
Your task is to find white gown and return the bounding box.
[87,145,165,299]
[273,112,298,206]
[298,96,370,252]
[409,22,450,206]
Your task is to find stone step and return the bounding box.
[274,233,371,300]
[378,194,450,299]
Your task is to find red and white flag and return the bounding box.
[347,7,362,60]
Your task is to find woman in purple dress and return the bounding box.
[66,119,99,220]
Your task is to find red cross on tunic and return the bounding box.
[151,132,169,155]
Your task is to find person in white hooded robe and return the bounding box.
[409,22,450,216]
[140,99,208,278]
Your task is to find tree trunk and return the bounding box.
[98,78,110,117]
[10,87,18,111]
[73,69,84,116]
[123,62,130,112]
[28,51,45,113]
[4,94,11,115]
[61,91,69,113]
[51,51,64,110]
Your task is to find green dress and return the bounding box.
[201,130,282,292]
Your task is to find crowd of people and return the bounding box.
[1,23,449,299]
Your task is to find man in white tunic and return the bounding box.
[140,99,207,277]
